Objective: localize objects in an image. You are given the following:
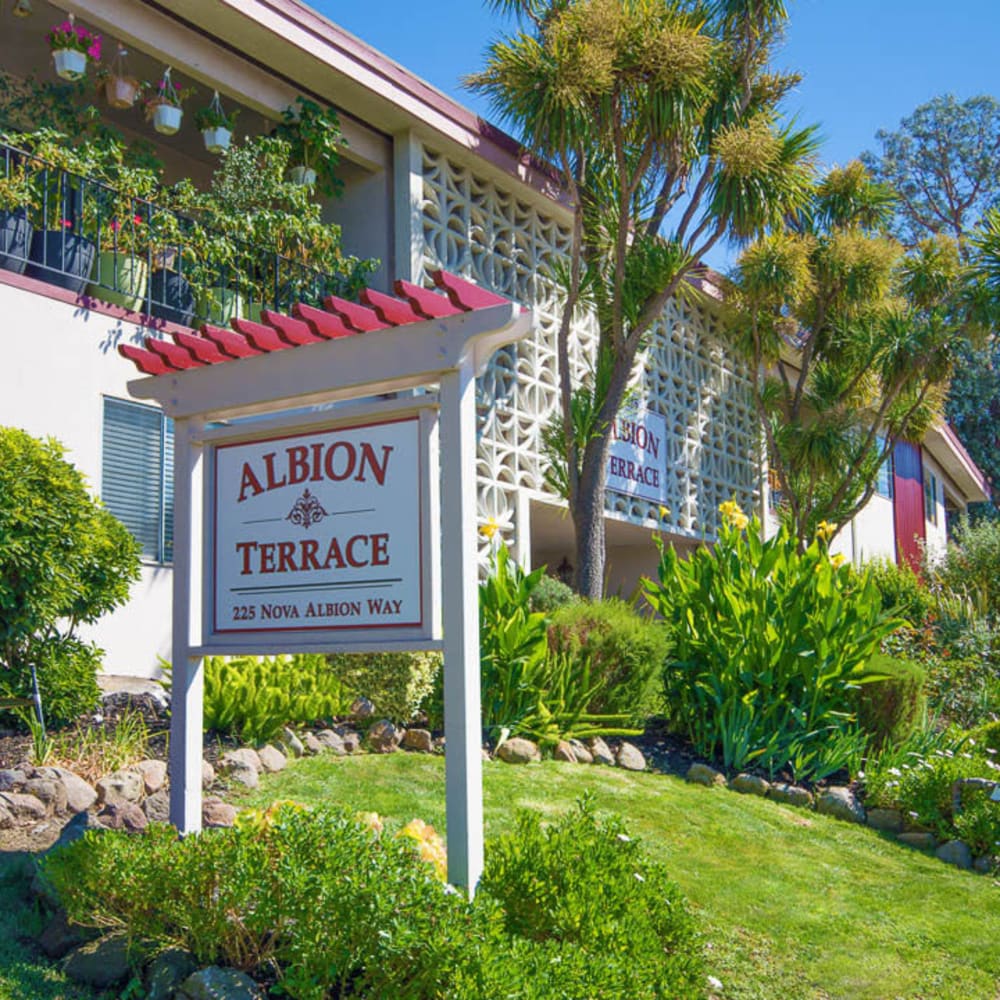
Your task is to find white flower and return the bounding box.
[888,767,902,777]
[633,872,645,882]
[617,833,632,843]
[707,975,723,991]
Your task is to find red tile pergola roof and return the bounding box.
[119,270,512,377]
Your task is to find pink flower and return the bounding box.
[60,219,72,229]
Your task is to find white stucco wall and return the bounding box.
[0,280,172,677]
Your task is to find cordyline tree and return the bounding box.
[861,94,1000,508]
[468,0,816,598]
[725,161,986,548]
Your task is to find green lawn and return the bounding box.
[236,753,1000,1000]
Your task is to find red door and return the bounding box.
[893,441,925,572]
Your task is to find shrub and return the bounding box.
[202,654,351,744]
[864,739,1000,856]
[527,573,577,614]
[644,509,901,777]
[867,557,935,623]
[479,796,703,998]
[547,599,669,723]
[42,801,704,1000]
[326,651,441,724]
[927,516,1000,615]
[854,653,927,750]
[0,427,140,733]
[472,546,640,747]
[0,635,100,729]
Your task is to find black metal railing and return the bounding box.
[0,139,348,328]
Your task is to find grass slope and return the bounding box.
[236,753,1000,1000]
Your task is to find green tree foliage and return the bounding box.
[0,428,140,730]
[862,95,1000,507]
[469,0,817,597]
[726,161,979,546]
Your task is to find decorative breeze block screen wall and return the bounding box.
[419,145,758,554]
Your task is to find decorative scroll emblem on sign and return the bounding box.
[285,489,328,530]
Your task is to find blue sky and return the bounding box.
[318,0,1000,263]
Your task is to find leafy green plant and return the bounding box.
[50,708,149,784]
[326,651,440,724]
[644,508,902,777]
[272,96,347,197]
[867,556,935,622]
[201,654,351,744]
[864,739,1000,856]
[527,573,577,614]
[547,598,669,724]
[0,428,139,735]
[42,800,704,1000]
[479,795,703,998]
[927,516,1000,616]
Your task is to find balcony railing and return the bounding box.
[0,140,351,329]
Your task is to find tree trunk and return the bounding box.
[573,435,610,598]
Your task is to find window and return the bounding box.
[923,469,938,526]
[875,435,894,499]
[102,397,174,562]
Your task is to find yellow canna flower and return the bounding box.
[659,505,671,520]
[480,517,500,540]
[816,520,836,542]
[719,500,749,531]
[831,552,846,568]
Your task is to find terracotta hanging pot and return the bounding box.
[105,75,140,109]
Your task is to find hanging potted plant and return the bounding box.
[46,15,101,82]
[97,45,144,109]
[272,97,346,196]
[144,68,194,136]
[194,91,238,155]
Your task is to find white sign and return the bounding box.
[211,415,426,636]
[607,408,667,505]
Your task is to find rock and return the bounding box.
[615,742,646,771]
[935,839,972,870]
[38,910,93,959]
[95,769,145,806]
[686,763,726,788]
[282,727,305,758]
[497,737,541,764]
[0,791,48,820]
[220,748,262,774]
[815,786,865,824]
[99,675,170,716]
[303,732,325,755]
[341,730,361,754]
[176,966,262,1000]
[0,803,13,829]
[315,730,347,755]
[256,745,287,773]
[202,760,216,788]
[143,789,171,823]
[897,832,936,850]
[588,737,615,766]
[63,932,133,988]
[98,801,149,832]
[568,739,594,764]
[45,810,106,855]
[202,797,237,828]
[351,696,375,720]
[34,767,98,813]
[225,763,259,789]
[972,855,996,875]
[23,778,66,815]
[866,808,904,833]
[553,740,577,763]
[135,759,168,795]
[368,720,404,754]
[768,783,814,808]
[146,948,198,1000]
[0,768,26,792]
[730,773,770,797]
[402,728,434,753]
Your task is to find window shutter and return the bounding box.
[102,398,173,562]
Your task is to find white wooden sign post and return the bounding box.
[122,273,532,892]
